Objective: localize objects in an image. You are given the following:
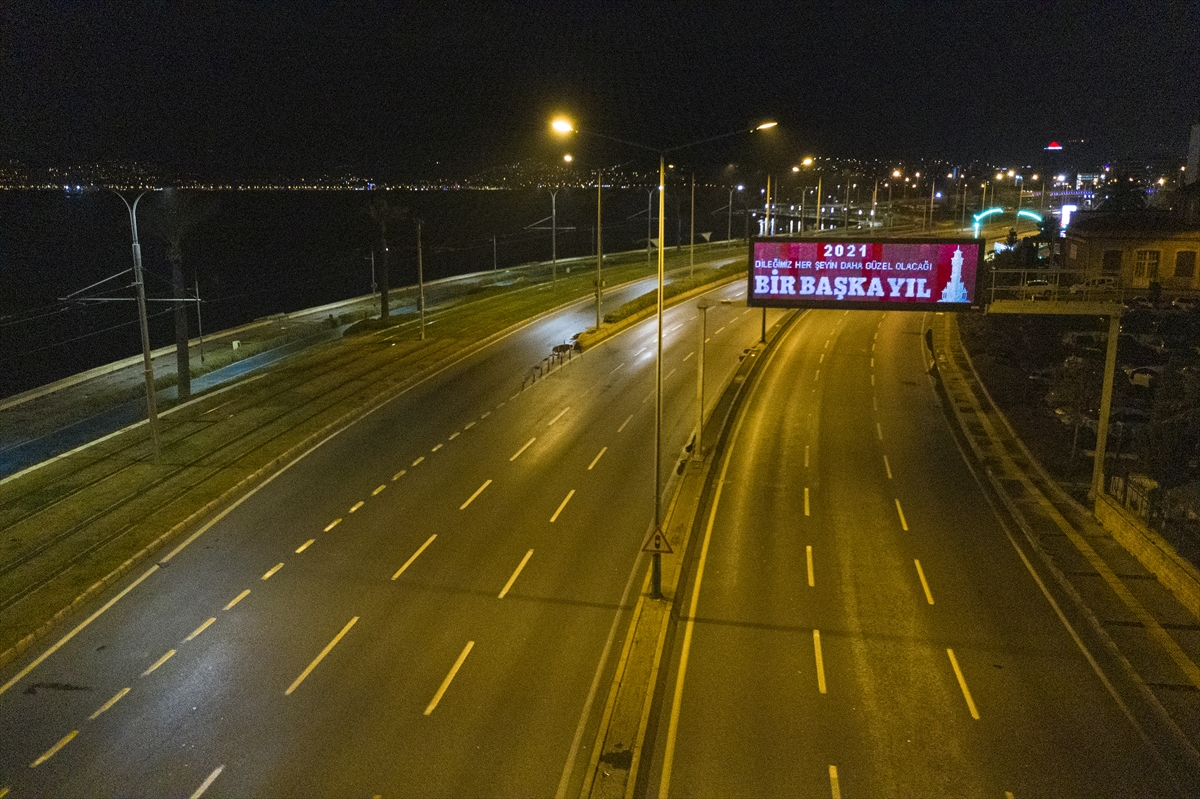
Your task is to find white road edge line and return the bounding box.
[285,616,359,696]
[392,535,437,580]
[425,641,474,715]
[498,550,534,598]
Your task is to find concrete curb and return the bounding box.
[0,288,602,674]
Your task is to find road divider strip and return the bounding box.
[550,490,575,523]
[141,649,176,677]
[460,479,492,510]
[915,560,934,604]
[895,499,908,531]
[807,546,815,587]
[223,589,250,611]
[30,729,77,767]
[188,765,225,799]
[89,687,130,720]
[947,648,980,719]
[588,447,607,470]
[510,438,536,461]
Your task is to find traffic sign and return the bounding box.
[642,527,673,554]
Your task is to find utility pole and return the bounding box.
[816,176,823,231]
[689,173,695,276]
[551,190,558,286]
[492,235,497,270]
[417,219,426,341]
[194,277,205,365]
[596,167,603,329]
[112,189,160,461]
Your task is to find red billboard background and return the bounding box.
[747,239,982,311]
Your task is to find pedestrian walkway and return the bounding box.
[932,312,1200,780]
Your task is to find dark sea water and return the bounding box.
[0,186,739,397]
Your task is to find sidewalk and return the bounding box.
[933,312,1200,780]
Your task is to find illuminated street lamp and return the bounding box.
[552,116,775,598]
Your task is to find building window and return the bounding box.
[1175,250,1197,279]
[1069,243,1078,260]
[1102,250,1122,273]
[1134,250,1160,280]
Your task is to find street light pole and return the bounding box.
[417,219,426,340]
[689,173,695,276]
[112,189,161,460]
[695,297,711,462]
[596,168,603,329]
[551,190,558,286]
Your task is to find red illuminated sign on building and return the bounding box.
[747,238,983,311]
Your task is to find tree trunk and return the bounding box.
[169,242,191,399]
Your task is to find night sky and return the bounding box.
[2,2,1197,179]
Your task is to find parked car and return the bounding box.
[1022,278,1053,298]
[1069,275,1119,294]
[1062,330,1107,347]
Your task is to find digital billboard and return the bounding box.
[747,238,984,311]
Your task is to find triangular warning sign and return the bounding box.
[641,527,674,554]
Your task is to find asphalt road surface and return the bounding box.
[643,308,1182,798]
[0,276,782,797]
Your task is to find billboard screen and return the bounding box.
[747,238,983,311]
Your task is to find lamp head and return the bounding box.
[755,121,778,130]
[802,157,813,166]
[551,118,574,135]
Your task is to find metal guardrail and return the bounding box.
[985,268,1128,305]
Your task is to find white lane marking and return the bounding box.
[895,499,909,531]
[285,617,359,696]
[870,374,875,386]
[872,341,876,352]
[704,337,711,343]
[819,353,825,363]
[481,411,491,419]
[188,765,225,799]
[634,347,647,357]
[873,395,878,411]
[667,322,683,334]
[463,421,476,430]
[498,550,534,598]
[448,431,460,440]
[875,422,883,440]
[814,630,827,694]
[392,469,407,481]
[824,339,830,349]
[947,648,980,719]
[683,351,694,362]
[460,479,492,510]
[262,563,284,581]
[0,562,162,697]
[425,641,474,715]
[548,407,570,426]
[510,438,536,461]
[588,447,607,470]
[609,362,626,375]
[223,589,250,611]
[618,414,634,433]
[185,617,217,642]
[295,539,315,554]
[915,560,935,604]
[550,489,576,523]
[30,729,77,767]
[372,484,386,496]
[1005,793,1015,799]
[883,455,892,479]
[643,389,655,404]
[142,649,176,677]
[431,443,443,452]
[392,535,437,580]
[89,687,130,720]
[349,501,364,513]
[412,456,425,466]
[714,325,725,335]
[665,367,678,381]
[806,546,814,587]
[804,445,809,468]
[829,765,841,799]
[870,357,875,368]
[804,487,811,516]
[324,518,342,532]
